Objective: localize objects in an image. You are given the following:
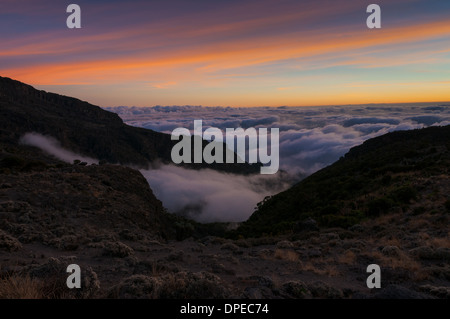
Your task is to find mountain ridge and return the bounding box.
[0,76,260,174]
[1,77,449,299]
[236,124,450,237]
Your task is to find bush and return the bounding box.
[174,221,195,241]
[391,186,417,203]
[319,205,339,216]
[109,272,230,299]
[445,200,450,214]
[412,206,426,216]
[366,197,393,216]
[381,175,392,185]
[22,160,47,171]
[0,275,43,299]
[0,155,25,169]
[318,212,362,228]
[102,241,134,258]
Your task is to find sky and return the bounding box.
[1,0,450,107]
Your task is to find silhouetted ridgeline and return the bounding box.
[0,76,259,174]
[237,125,450,237]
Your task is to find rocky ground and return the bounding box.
[1,200,449,299]
[1,150,449,299]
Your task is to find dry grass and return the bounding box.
[300,261,340,277]
[382,237,403,247]
[366,250,429,281]
[337,250,357,265]
[299,256,341,277]
[0,269,79,299]
[273,249,300,262]
[418,232,431,241]
[365,212,400,227]
[426,235,450,249]
[407,218,430,231]
[0,275,43,299]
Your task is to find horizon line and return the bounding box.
[104,101,450,109]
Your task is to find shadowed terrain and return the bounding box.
[1,77,449,299]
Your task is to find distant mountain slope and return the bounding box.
[0,76,259,174]
[237,125,450,237]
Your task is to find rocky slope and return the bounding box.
[237,125,450,237]
[1,126,448,299]
[0,76,260,174]
[0,77,449,299]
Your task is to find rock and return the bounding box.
[294,218,319,233]
[381,246,402,257]
[0,230,22,252]
[102,241,134,258]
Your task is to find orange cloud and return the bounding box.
[3,8,450,106]
[6,18,450,85]
[151,81,177,89]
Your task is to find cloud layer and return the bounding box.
[21,103,450,222]
[20,132,98,164]
[141,165,290,222]
[19,132,290,222]
[106,103,450,175]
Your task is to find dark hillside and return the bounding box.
[238,125,450,237]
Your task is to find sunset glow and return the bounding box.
[1,0,450,106]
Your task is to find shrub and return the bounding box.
[391,186,417,203]
[366,197,393,217]
[0,275,43,299]
[0,155,25,169]
[319,214,361,228]
[412,206,426,216]
[445,200,450,214]
[381,175,392,185]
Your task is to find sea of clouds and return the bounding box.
[21,103,450,223]
[106,103,450,175]
[104,103,450,221]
